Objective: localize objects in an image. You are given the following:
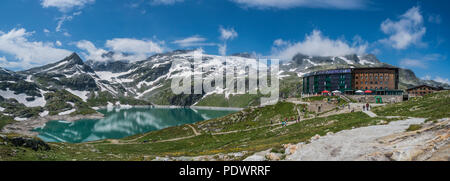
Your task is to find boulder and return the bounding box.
[5,137,51,151]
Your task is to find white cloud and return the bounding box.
[41,0,95,12]
[218,27,238,56]
[273,39,289,46]
[105,38,164,55]
[43,29,50,33]
[422,75,432,80]
[55,40,62,46]
[76,40,108,61]
[423,75,450,85]
[230,0,369,10]
[271,30,367,60]
[399,53,444,69]
[56,11,82,32]
[399,58,427,69]
[434,76,450,85]
[218,44,227,56]
[76,38,165,62]
[151,0,184,5]
[0,28,72,69]
[219,27,238,41]
[379,6,426,49]
[172,35,216,47]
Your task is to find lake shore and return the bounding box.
[1,113,104,137]
[93,104,244,111]
[1,104,243,137]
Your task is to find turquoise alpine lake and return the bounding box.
[34,107,237,143]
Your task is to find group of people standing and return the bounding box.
[279,116,301,127]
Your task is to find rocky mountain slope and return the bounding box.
[1,50,448,121]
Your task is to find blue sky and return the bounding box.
[0,0,448,84]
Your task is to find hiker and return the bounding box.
[366,103,369,111]
[363,105,366,111]
[318,105,321,112]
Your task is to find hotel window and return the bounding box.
[356,76,358,80]
[365,81,368,85]
[375,81,378,84]
[375,76,378,80]
[380,87,383,90]
[375,87,378,90]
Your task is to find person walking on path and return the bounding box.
[366,103,370,111]
[363,105,366,111]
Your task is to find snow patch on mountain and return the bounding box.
[58,109,76,116]
[0,88,46,107]
[67,89,90,102]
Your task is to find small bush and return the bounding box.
[406,124,422,132]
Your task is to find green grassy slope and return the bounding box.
[2,91,448,161]
[373,90,450,122]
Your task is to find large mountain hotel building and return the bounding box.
[302,67,403,95]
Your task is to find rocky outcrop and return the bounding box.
[277,118,449,161]
[0,135,50,151]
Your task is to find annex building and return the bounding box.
[406,85,444,96]
[302,67,403,95]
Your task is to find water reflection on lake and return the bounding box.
[34,107,236,143]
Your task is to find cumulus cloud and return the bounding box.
[423,75,450,85]
[217,27,238,55]
[41,0,95,12]
[434,76,450,85]
[271,30,367,60]
[0,28,72,69]
[219,27,238,41]
[230,0,369,10]
[172,35,216,47]
[218,44,227,56]
[76,38,165,62]
[55,40,62,46]
[379,6,426,49]
[105,38,164,55]
[56,11,82,32]
[399,58,427,69]
[399,53,445,69]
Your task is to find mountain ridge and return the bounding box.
[0,50,448,119]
